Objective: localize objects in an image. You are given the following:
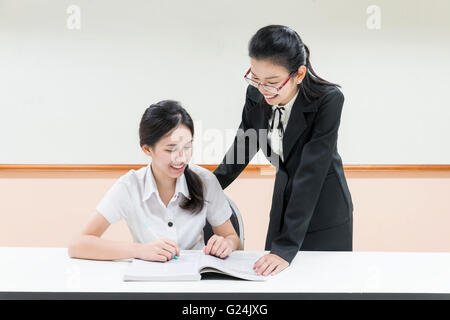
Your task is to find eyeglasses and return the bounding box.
[244,68,296,95]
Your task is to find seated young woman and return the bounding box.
[68,100,242,262]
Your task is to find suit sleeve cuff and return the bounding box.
[269,246,300,265]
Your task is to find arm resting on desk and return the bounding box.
[213,219,243,251]
[68,234,140,261]
[69,212,179,262]
[68,212,139,261]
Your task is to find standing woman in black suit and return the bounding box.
[213,25,354,276]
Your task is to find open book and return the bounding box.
[123,250,269,281]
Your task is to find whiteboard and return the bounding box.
[1,0,449,164]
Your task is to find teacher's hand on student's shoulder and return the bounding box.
[203,235,233,259]
[253,253,289,276]
[135,238,180,262]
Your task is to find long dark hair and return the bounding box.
[139,100,204,214]
[249,25,341,119]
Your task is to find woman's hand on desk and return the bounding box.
[203,235,234,259]
[253,253,289,276]
[135,238,180,262]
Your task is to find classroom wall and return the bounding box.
[1,169,449,252]
[2,0,450,165]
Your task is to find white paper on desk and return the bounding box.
[123,251,268,281]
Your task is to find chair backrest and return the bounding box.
[203,195,245,249]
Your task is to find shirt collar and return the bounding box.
[272,89,299,114]
[142,162,191,202]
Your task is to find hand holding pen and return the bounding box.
[135,238,180,262]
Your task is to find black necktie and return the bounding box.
[270,106,285,137]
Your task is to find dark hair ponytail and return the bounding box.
[139,100,204,214]
[249,25,341,118]
[300,43,341,101]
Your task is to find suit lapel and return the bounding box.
[282,92,318,162]
[249,88,319,165]
[250,98,283,168]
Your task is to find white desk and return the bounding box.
[1,247,450,299]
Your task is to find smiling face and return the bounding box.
[249,58,306,106]
[142,124,193,180]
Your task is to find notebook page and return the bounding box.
[199,252,268,281]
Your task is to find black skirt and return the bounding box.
[300,217,353,251]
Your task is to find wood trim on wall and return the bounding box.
[0,164,450,172]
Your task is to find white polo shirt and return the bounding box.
[96,163,232,250]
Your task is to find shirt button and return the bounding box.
[168,222,173,227]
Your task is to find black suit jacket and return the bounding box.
[213,84,354,264]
